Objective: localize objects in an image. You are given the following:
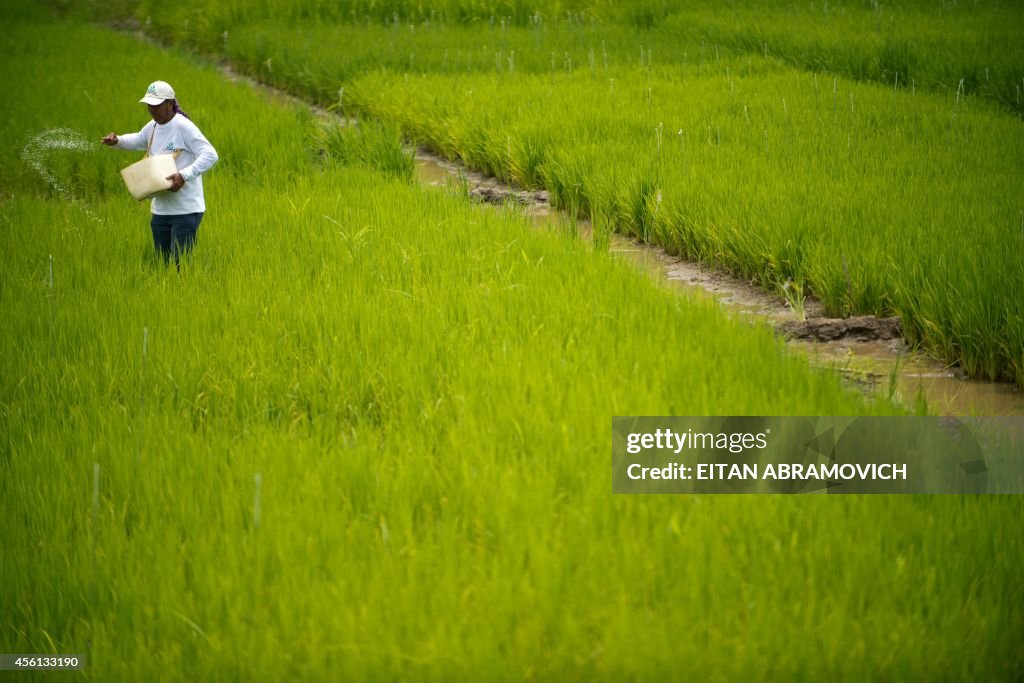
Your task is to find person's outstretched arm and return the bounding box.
[101,121,154,151]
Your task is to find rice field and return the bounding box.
[3,1,1024,680]
[82,0,1024,385]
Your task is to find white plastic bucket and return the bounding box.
[120,153,179,201]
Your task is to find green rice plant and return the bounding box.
[4,4,1024,681]
[336,63,1024,384]
[313,117,415,181]
[65,0,1024,117]
[662,1,1024,116]
[79,0,1024,381]
[779,278,806,322]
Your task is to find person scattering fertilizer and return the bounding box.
[103,80,218,266]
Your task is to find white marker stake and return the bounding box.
[253,473,262,530]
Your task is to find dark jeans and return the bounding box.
[150,212,203,266]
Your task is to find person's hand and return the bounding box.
[166,173,185,192]
[101,132,118,146]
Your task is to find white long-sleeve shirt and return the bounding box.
[116,114,219,214]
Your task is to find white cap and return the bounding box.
[140,80,175,105]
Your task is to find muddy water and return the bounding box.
[415,155,1024,416]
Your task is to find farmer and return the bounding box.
[102,80,218,266]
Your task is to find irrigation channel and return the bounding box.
[210,52,1024,417]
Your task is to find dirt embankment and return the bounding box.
[451,157,902,344]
